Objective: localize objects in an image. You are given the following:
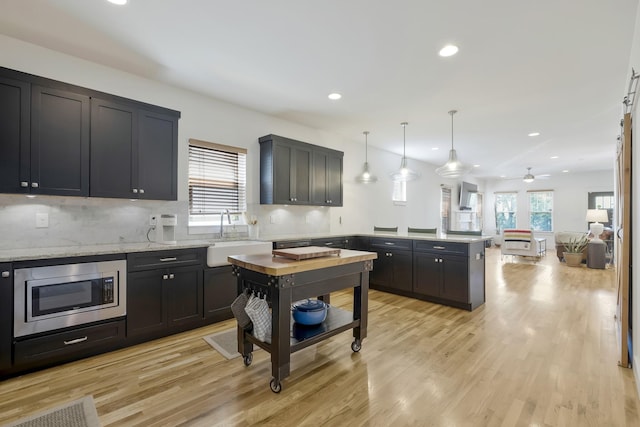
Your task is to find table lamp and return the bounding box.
[586,209,608,242]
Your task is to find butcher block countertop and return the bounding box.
[227,249,377,276]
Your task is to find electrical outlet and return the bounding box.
[150,215,157,226]
[270,215,277,224]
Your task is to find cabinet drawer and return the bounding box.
[369,237,412,251]
[14,319,125,366]
[127,248,205,271]
[413,240,468,255]
[273,240,311,249]
[310,237,349,249]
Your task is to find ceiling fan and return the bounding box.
[501,167,550,182]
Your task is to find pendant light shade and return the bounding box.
[389,122,420,182]
[435,110,471,178]
[523,167,535,183]
[356,131,378,183]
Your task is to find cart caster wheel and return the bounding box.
[351,339,362,352]
[270,378,282,393]
[243,353,253,366]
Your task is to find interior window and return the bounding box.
[495,192,517,232]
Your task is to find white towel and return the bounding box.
[505,241,530,250]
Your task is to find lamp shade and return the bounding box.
[436,110,471,178]
[586,209,608,223]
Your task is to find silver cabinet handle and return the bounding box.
[160,257,177,262]
[169,273,175,279]
[325,242,333,246]
[20,181,29,188]
[163,274,169,280]
[31,182,39,188]
[433,246,446,250]
[384,242,395,246]
[132,188,138,193]
[64,336,88,345]
[1,271,9,278]
[139,189,145,194]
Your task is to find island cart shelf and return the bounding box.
[228,249,376,393]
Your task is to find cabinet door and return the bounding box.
[369,249,392,287]
[90,99,136,198]
[391,250,413,292]
[30,86,90,196]
[137,109,178,200]
[127,270,166,338]
[291,145,312,204]
[203,266,236,320]
[413,252,441,297]
[440,255,469,303]
[272,142,293,203]
[312,150,328,205]
[166,266,203,327]
[326,153,343,206]
[0,264,11,372]
[0,77,30,194]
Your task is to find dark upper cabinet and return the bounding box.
[312,149,343,206]
[0,66,179,200]
[0,76,30,194]
[260,134,343,206]
[0,264,12,372]
[90,99,136,198]
[0,80,90,196]
[137,109,178,200]
[91,100,178,200]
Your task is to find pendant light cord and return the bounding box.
[449,110,457,150]
[401,122,408,158]
[364,131,369,162]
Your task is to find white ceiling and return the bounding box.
[1,0,638,180]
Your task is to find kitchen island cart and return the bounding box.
[228,248,376,393]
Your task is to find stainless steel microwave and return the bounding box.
[13,259,127,337]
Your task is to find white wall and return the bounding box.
[483,170,614,239]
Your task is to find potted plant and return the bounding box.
[563,236,589,267]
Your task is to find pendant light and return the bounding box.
[355,131,378,183]
[523,167,535,183]
[389,122,420,182]
[436,110,471,178]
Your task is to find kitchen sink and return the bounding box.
[206,240,272,267]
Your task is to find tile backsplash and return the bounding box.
[0,195,332,250]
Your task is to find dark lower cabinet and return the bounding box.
[369,249,413,293]
[14,320,125,370]
[203,266,236,322]
[0,264,12,373]
[127,249,204,341]
[413,240,485,310]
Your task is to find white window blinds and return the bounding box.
[188,139,246,215]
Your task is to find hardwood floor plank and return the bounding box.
[0,248,638,426]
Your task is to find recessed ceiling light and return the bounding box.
[473,164,480,168]
[500,175,507,178]
[107,0,128,4]
[431,147,439,151]
[550,156,558,159]
[439,44,459,57]
[562,170,569,173]
[528,132,540,137]
[328,93,342,100]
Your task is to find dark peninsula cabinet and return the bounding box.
[413,240,485,310]
[259,134,343,206]
[368,237,413,293]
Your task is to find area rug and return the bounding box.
[204,328,253,360]
[1,395,100,427]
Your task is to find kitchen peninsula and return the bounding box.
[272,232,489,311]
[227,248,376,393]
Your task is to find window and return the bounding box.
[188,139,246,224]
[392,181,406,204]
[528,190,553,231]
[494,192,517,231]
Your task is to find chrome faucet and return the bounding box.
[220,209,231,239]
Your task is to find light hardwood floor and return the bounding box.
[1,248,638,426]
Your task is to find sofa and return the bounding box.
[501,229,540,260]
[554,229,613,261]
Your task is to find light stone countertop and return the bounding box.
[264,232,492,244]
[0,240,214,263]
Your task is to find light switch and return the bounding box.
[36,213,49,228]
